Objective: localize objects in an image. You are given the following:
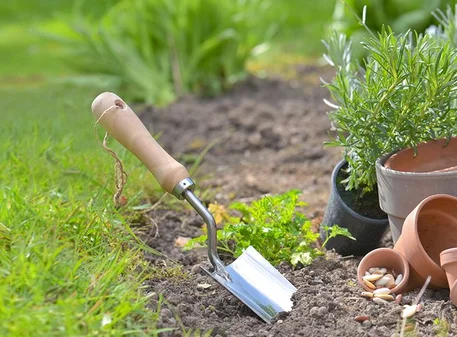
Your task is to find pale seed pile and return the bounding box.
[360,266,421,320]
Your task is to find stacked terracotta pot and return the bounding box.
[357,194,457,305]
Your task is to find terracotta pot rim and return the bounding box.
[332,159,388,223]
[377,153,457,178]
[404,194,456,285]
[357,248,410,293]
[440,247,457,267]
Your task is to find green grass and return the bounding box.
[0,83,171,336]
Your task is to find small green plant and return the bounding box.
[185,190,354,267]
[323,9,457,192]
[47,0,278,105]
[433,317,450,337]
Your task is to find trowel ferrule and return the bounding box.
[172,177,195,199]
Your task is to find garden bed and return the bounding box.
[136,65,457,336]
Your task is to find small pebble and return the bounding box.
[277,320,283,324]
[362,320,372,328]
[317,306,328,317]
[309,306,319,317]
[160,308,173,320]
[197,283,212,290]
[191,264,202,274]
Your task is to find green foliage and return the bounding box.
[433,317,450,336]
[329,0,457,58]
[323,12,457,192]
[185,190,354,267]
[0,83,166,336]
[321,224,355,248]
[46,0,278,105]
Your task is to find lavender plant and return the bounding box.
[323,7,457,193]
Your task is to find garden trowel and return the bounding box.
[91,92,297,323]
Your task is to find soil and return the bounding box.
[134,65,457,336]
[335,162,386,219]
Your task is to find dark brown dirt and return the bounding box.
[134,65,457,336]
[336,163,386,219]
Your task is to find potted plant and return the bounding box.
[320,7,457,252]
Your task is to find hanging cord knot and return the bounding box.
[94,105,129,209]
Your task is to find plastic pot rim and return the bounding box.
[331,159,387,224]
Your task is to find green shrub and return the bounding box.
[48,0,277,105]
[329,0,457,58]
[323,7,457,192]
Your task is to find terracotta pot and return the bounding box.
[394,194,457,290]
[440,247,457,289]
[357,248,410,293]
[321,160,388,256]
[451,280,457,307]
[376,137,457,243]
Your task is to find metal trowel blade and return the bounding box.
[202,246,297,323]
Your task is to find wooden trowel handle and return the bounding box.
[91,92,189,194]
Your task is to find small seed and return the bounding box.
[395,294,402,304]
[361,292,374,298]
[368,267,379,274]
[375,274,394,287]
[404,324,415,332]
[374,294,395,301]
[395,274,403,286]
[363,279,377,289]
[373,297,389,305]
[363,274,383,282]
[401,304,418,318]
[373,270,385,275]
[354,315,370,322]
[417,303,422,312]
[379,268,387,274]
[386,274,396,288]
[373,287,391,295]
[365,271,370,277]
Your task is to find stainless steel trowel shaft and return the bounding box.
[172,177,230,280]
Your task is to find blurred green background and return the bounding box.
[0,0,335,80]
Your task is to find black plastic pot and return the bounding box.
[320,160,389,256]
